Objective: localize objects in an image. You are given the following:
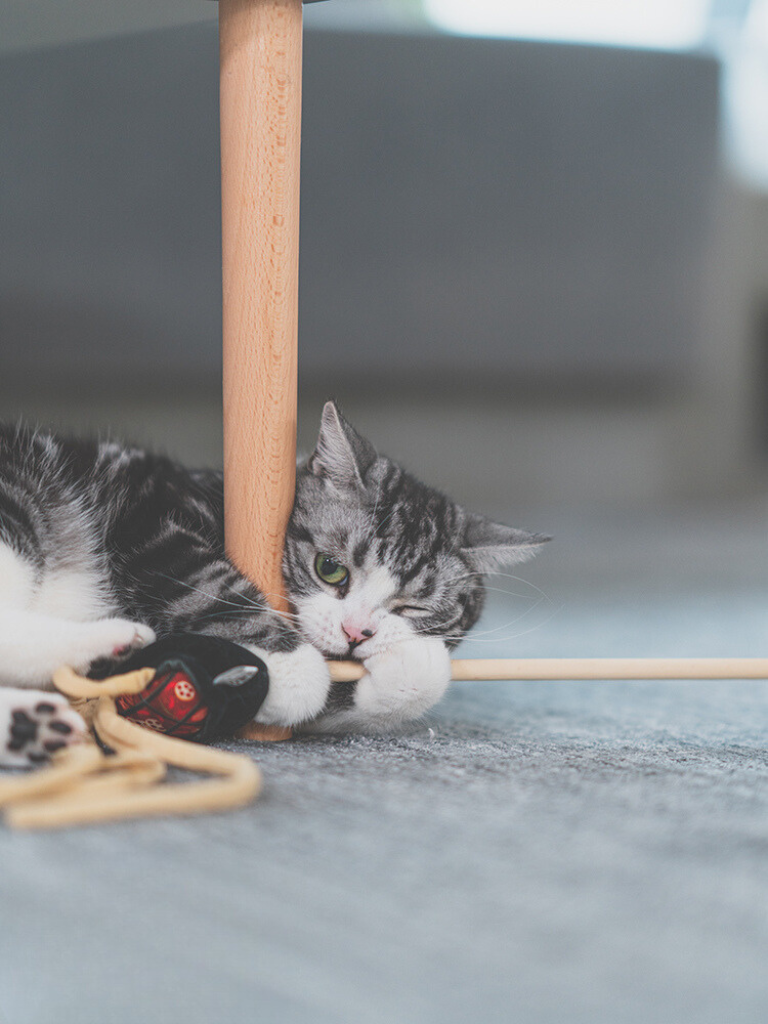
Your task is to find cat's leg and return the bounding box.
[0,541,154,689]
[0,688,86,768]
[181,591,332,729]
[301,636,452,734]
[0,603,152,768]
[0,607,154,690]
[242,642,331,727]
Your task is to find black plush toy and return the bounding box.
[112,634,269,743]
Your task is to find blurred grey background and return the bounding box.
[2,3,768,1024]
[2,0,767,513]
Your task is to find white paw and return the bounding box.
[356,636,451,727]
[65,619,155,673]
[246,644,331,727]
[0,688,87,769]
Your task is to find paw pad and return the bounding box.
[2,697,85,769]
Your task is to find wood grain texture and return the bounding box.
[236,721,294,742]
[327,657,768,683]
[220,0,303,614]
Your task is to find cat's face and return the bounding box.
[283,403,548,660]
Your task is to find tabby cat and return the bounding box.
[0,402,547,765]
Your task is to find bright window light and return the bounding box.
[726,0,768,189]
[423,0,710,51]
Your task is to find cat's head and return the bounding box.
[284,402,549,659]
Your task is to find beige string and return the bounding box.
[0,665,262,830]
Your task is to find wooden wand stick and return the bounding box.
[328,657,768,683]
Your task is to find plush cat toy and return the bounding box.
[0,638,269,829]
[107,633,270,743]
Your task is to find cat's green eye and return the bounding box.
[315,553,349,587]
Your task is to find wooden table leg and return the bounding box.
[220,0,302,615]
[220,0,303,741]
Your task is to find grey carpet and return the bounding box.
[1,505,767,1024]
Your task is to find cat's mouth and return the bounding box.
[316,640,368,661]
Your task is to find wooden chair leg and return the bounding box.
[220,0,303,616]
[220,0,303,742]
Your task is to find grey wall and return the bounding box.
[0,25,719,395]
[301,33,719,390]
[0,24,222,391]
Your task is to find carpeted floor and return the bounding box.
[1,501,766,1024]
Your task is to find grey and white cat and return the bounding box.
[0,402,547,766]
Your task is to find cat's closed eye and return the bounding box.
[392,605,431,617]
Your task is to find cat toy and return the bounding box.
[329,657,768,683]
[0,635,269,828]
[101,633,270,742]
[0,667,261,830]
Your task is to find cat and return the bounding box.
[0,401,548,766]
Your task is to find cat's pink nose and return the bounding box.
[342,622,376,645]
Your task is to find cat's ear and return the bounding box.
[308,401,377,490]
[461,514,551,573]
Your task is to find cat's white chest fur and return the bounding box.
[35,564,114,621]
[0,540,151,694]
[0,543,36,607]
[0,541,113,622]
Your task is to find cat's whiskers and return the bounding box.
[365,480,384,537]
[372,502,401,537]
[149,572,260,612]
[452,601,562,646]
[458,598,548,637]
[478,585,552,603]
[480,570,552,601]
[456,598,548,630]
[406,612,465,639]
[189,606,298,626]
[406,584,557,646]
[150,571,302,625]
[260,597,302,617]
[441,566,541,587]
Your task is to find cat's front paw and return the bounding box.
[66,619,156,675]
[246,643,331,727]
[0,689,87,769]
[356,636,451,728]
